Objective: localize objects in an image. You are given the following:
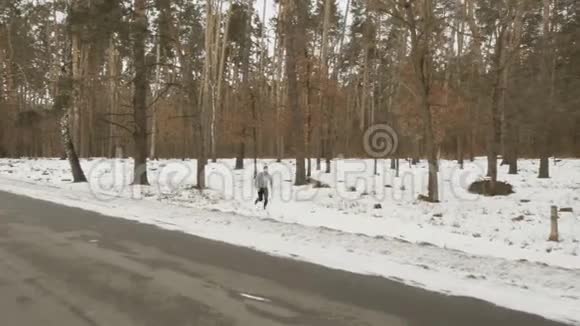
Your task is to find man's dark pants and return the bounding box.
[255,187,269,209]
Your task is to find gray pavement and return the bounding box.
[0,190,569,326]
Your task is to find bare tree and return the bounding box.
[538,0,554,179]
[106,35,121,158]
[403,0,439,202]
[214,3,233,162]
[281,0,308,186]
[468,0,524,193]
[55,1,87,183]
[131,0,150,185]
[317,0,333,172]
[273,4,286,163]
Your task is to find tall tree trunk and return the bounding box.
[235,1,254,172]
[361,3,376,137]
[274,21,284,163]
[57,4,87,183]
[59,111,87,183]
[273,6,285,163]
[107,36,120,158]
[405,0,438,202]
[412,137,420,165]
[469,128,475,162]
[282,0,307,186]
[454,0,465,170]
[209,0,224,163]
[504,7,524,175]
[307,107,312,178]
[251,91,258,178]
[195,0,216,189]
[487,65,502,191]
[71,21,82,156]
[466,0,483,163]
[234,63,245,170]
[235,135,246,169]
[132,0,150,185]
[1,23,18,157]
[324,0,351,174]
[504,59,518,174]
[79,43,92,158]
[0,38,5,156]
[508,141,518,174]
[235,137,245,170]
[150,40,161,160]
[486,20,508,193]
[539,0,553,179]
[305,60,313,178]
[317,0,332,172]
[457,135,464,169]
[489,3,524,188]
[214,6,233,163]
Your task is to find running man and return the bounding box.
[254,165,273,209]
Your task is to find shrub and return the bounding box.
[468,179,514,196]
[307,178,330,188]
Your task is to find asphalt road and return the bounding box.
[0,190,569,326]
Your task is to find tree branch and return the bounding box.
[100,118,134,134]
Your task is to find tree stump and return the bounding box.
[548,205,559,242]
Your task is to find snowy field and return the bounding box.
[0,157,579,324]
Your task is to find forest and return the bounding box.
[0,0,579,200]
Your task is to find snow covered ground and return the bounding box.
[1,157,579,324]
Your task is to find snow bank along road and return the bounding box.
[0,191,569,326]
[0,158,579,324]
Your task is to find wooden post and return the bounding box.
[548,205,559,242]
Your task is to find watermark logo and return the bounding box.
[86,159,132,201]
[78,155,482,205]
[363,124,399,158]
